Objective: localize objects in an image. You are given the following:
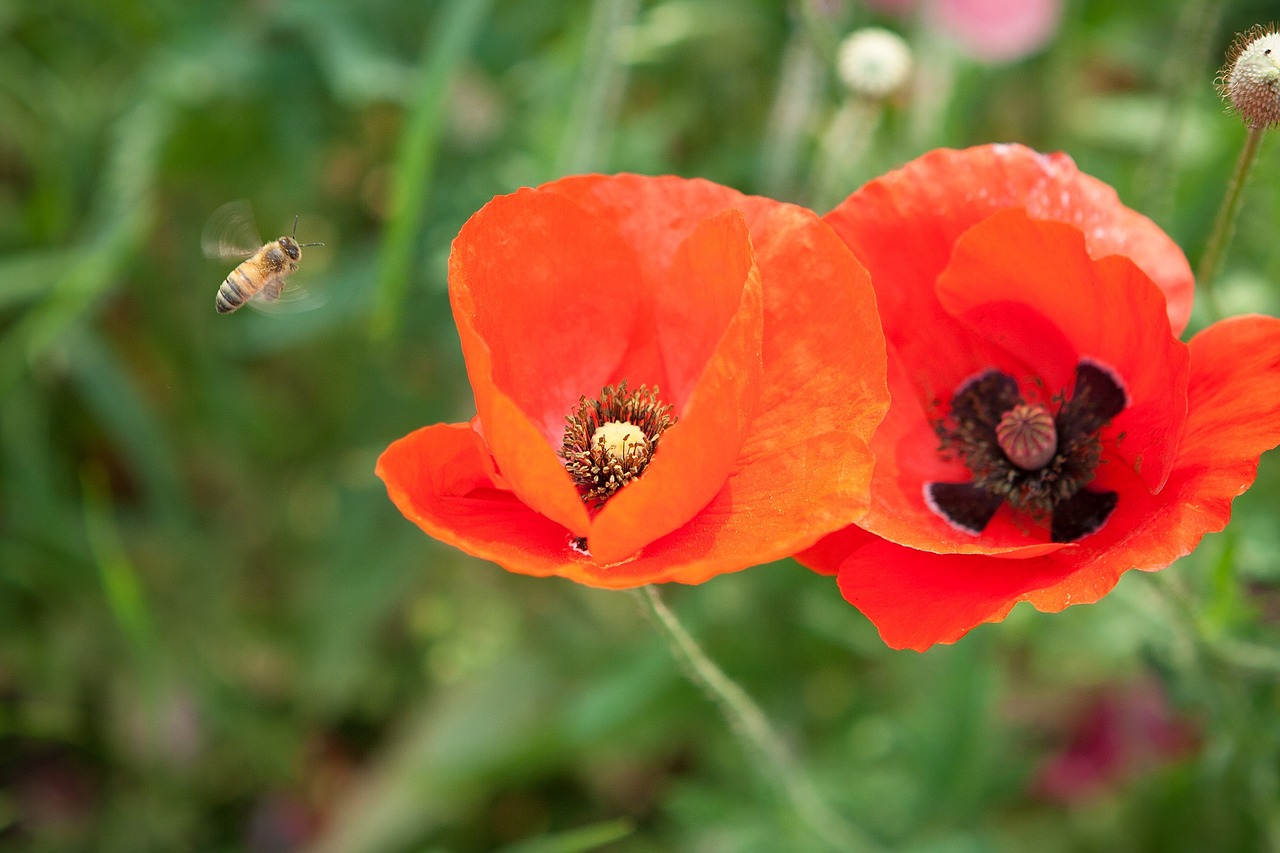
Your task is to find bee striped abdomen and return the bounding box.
[216,264,259,313]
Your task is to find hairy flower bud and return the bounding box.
[1217,24,1280,129]
[836,27,912,100]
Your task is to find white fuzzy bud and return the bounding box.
[836,27,912,100]
[1218,24,1280,129]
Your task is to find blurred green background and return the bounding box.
[4,0,1280,850]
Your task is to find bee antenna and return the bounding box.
[299,241,325,248]
[291,214,299,237]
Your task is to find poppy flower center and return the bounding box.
[560,381,676,508]
[996,403,1058,470]
[927,361,1127,543]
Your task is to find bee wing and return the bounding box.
[245,275,327,315]
[202,199,263,260]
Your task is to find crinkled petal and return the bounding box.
[707,198,888,565]
[824,144,1193,336]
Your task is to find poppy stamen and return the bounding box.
[929,362,1123,542]
[560,381,676,508]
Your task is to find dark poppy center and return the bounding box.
[560,381,676,508]
[927,362,1127,543]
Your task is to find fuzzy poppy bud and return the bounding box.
[836,27,912,100]
[1217,24,1280,129]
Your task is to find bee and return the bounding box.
[203,200,324,314]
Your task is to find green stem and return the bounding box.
[1197,125,1267,319]
[811,97,882,212]
[633,586,880,852]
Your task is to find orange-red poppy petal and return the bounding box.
[377,423,589,577]
[587,210,764,564]
[733,197,888,437]
[450,187,653,537]
[728,198,889,549]
[936,209,1190,493]
[1176,314,1280,471]
[451,187,645,440]
[833,537,1080,651]
[544,174,752,390]
[545,174,746,295]
[824,144,1194,336]
[455,326,591,537]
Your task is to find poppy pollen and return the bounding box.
[560,381,676,508]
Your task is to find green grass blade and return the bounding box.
[369,0,495,345]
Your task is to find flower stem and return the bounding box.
[1197,125,1267,318]
[811,97,883,212]
[633,585,880,852]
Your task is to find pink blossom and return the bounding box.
[926,0,1063,63]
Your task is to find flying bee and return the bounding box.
[203,200,324,314]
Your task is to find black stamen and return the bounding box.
[926,482,1004,535]
[1056,361,1127,442]
[1050,488,1119,543]
[929,361,1126,542]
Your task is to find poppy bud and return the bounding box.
[1218,24,1280,129]
[836,27,912,100]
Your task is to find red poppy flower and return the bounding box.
[799,144,1280,650]
[378,175,888,588]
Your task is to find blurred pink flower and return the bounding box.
[925,0,1063,63]
[1035,679,1198,802]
